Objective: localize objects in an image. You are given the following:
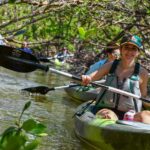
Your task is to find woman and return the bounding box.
[82,34,148,121]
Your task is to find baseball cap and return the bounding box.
[120,34,143,50]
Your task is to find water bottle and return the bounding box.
[123,110,135,121]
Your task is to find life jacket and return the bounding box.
[95,59,142,113]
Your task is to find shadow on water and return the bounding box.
[0,67,94,150]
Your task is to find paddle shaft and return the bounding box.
[3,55,148,103]
[4,30,26,40]
[48,84,79,91]
[48,68,150,103]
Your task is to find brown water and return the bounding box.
[0,67,95,150]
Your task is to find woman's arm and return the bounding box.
[82,62,113,85]
[139,67,150,108]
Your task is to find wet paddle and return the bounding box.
[0,45,150,103]
[0,45,48,73]
[22,79,105,95]
[22,83,79,94]
[11,30,26,37]
[4,30,26,40]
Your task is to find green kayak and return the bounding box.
[74,101,150,150]
[65,85,101,102]
[65,80,105,102]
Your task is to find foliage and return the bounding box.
[8,0,17,3]
[0,0,149,57]
[0,101,47,150]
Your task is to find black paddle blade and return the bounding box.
[0,45,48,73]
[13,30,26,36]
[22,86,50,95]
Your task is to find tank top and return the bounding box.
[95,60,142,113]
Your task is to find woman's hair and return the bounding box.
[95,42,119,61]
[104,42,119,54]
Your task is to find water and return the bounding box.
[0,67,93,150]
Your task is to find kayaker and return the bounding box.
[85,42,120,75]
[20,41,33,54]
[82,33,149,121]
[55,47,69,62]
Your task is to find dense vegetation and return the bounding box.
[0,0,149,56]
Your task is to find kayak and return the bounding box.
[74,101,150,150]
[64,80,105,102]
[65,85,100,102]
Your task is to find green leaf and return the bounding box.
[22,119,47,136]
[24,139,40,150]
[68,44,75,52]
[78,27,86,40]
[8,0,17,3]
[22,119,37,132]
[31,24,37,33]
[37,133,48,137]
[147,9,150,15]
[0,126,17,144]
[30,123,47,135]
[85,28,96,39]
[23,101,31,112]
[0,129,27,150]
[18,101,31,125]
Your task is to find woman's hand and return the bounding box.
[81,75,92,86]
[134,110,150,124]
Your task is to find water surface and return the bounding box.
[0,67,94,150]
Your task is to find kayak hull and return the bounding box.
[74,102,150,150]
[65,86,100,102]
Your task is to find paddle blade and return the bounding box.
[38,57,50,62]
[0,45,47,73]
[13,30,26,36]
[22,86,50,94]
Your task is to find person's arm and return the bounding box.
[139,67,150,108]
[85,59,107,75]
[82,62,112,85]
[134,110,150,124]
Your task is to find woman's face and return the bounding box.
[120,43,139,62]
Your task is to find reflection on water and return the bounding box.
[0,68,92,150]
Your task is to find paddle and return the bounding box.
[13,30,26,36]
[22,83,79,94]
[0,45,48,73]
[4,30,26,40]
[0,45,150,103]
[22,79,105,94]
